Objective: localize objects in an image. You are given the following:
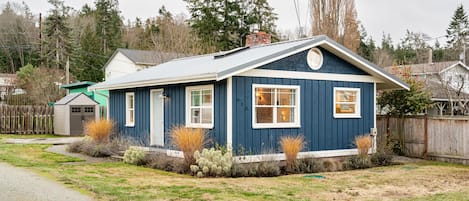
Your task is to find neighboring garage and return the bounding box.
[54,93,99,136]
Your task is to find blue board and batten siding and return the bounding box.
[109,47,375,155]
[232,48,374,154]
[109,81,227,147]
[232,77,374,154]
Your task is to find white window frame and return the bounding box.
[333,87,361,118]
[125,92,135,127]
[252,84,301,129]
[185,84,214,128]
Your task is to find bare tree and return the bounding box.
[310,0,360,52]
[0,2,38,73]
[149,14,216,61]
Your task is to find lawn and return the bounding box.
[1,134,469,201]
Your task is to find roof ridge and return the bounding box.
[171,36,318,62]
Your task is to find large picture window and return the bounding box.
[252,84,300,128]
[125,92,135,127]
[334,87,361,118]
[186,85,214,128]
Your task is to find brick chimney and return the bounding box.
[245,31,271,47]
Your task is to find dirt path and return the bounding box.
[0,162,92,201]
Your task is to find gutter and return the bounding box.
[89,73,218,91]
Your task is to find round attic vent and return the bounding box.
[307,48,323,70]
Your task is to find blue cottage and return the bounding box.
[90,36,408,161]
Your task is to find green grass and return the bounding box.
[1,139,469,201]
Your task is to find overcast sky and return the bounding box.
[3,0,469,46]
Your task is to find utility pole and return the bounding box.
[39,13,43,66]
[66,57,70,87]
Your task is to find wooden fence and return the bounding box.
[0,105,54,134]
[377,115,469,164]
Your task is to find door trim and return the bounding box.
[150,89,164,146]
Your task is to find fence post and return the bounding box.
[423,114,428,157]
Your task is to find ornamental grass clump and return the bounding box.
[170,126,208,166]
[355,135,372,157]
[84,119,114,143]
[280,135,305,171]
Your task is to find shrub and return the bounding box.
[80,141,114,157]
[170,126,208,166]
[355,135,372,157]
[190,148,232,177]
[123,147,146,165]
[231,163,249,177]
[370,152,393,166]
[345,155,372,170]
[294,158,323,173]
[85,119,114,143]
[145,153,187,173]
[67,141,84,153]
[279,135,305,172]
[257,161,281,177]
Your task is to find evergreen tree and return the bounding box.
[357,25,376,63]
[43,0,72,69]
[184,0,277,51]
[446,4,469,62]
[432,40,445,62]
[95,0,123,55]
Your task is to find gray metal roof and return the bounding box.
[116,48,183,65]
[55,93,83,105]
[55,93,98,105]
[90,35,409,91]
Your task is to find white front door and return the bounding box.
[150,89,164,146]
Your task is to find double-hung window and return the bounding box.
[253,84,300,128]
[125,92,135,127]
[334,87,361,118]
[186,85,214,128]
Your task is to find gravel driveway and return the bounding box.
[0,162,92,201]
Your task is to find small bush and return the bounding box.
[85,119,114,143]
[280,135,305,172]
[230,161,280,177]
[257,161,281,177]
[345,155,372,170]
[123,147,146,165]
[145,153,187,173]
[231,163,249,177]
[81,141,114,157]
[170,126,208,167]
[370,152,393,166]
[294,158,323,173]
[190,148,232,177]
[355,135,372,157]
[67,141,84,153]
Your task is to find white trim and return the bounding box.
[185,84,215,129]
[373,82,377,153]
[133,146,363,163]
[219,39,409,90]
[218,41,325,80]
[238,69,382,83]
[226,77,233,150]
[252,84,301,129]
[439,61,469,74]
[150,89,165,146]
[333,87,361,118]
[125,92,135,127]
[89,74,217,91]
[306,47,323,70]
[234,148,362,163]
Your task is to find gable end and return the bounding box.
[258,47,368,75]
